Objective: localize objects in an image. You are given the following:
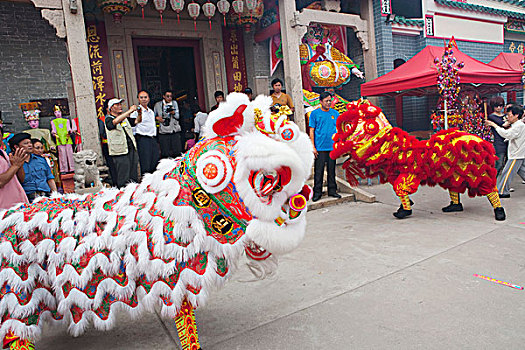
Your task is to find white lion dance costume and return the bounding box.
[0,93,314,350]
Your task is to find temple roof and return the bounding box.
[435,0,525,19]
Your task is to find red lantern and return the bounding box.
[217,0,230,26]
[188,1,200,31]
[232,0,243,21]
[137,0,148,19]
[153,0,167,24]
[202,1,216,30]
[170,0,184,24]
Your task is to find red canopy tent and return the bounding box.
[489,52,524,71]
[361,46,523,97]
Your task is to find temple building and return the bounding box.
[1,0,525,156]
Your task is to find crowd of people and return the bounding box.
[4,78,524,210]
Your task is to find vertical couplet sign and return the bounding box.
[85,22,114,120]
[222,27,248,93]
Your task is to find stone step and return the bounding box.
[308,192,355,211]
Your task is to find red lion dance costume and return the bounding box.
[330,99,505,221]
[0,93,314,349]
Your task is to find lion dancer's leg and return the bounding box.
[393,173,420,219]
[442,190,464,212]
[487,189,506,221]
[3,331,34,350]
[175,299,201,350]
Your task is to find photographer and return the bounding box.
[154,90,181,159]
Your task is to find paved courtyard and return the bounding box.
[38,179,525,349]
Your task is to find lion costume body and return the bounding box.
[0,93,314,349]
[330,99,505,221]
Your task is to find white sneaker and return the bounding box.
[522,180,525,184]
[510,188,515,192]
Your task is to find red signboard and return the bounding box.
[85,21,114,120]
[222,27,248,93]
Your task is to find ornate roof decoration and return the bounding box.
[392,15,424,27]
[435,0,525,20]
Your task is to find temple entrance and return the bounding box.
[133,38,205,110]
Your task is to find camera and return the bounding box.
[163,105,175,126]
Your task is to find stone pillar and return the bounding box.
[360,0,377,81]
[278,0,307,132]
[61,0,101,158]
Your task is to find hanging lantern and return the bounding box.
[97,0,136,23]
[170,0,184,24]
[153,0,167,23]
[227,0,262,32]
[245,0,256,20]
[202,1,216,30]
[217,0,230,26]
[188,1,200,31]
[232,0,243,21]
[137,0,148,19]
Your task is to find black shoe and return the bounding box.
[312,194,322,202]
[442,202,463,212]
[328,193,342,199]
[393,207,412,219]
[494,207,506,221]
[499,193,511,198]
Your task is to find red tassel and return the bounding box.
[194,20,197,31]
[223,15,226,26]
[160,12,163,24]
[141,7,144,19]
[177,13,180,24]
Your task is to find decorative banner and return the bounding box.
[85,21,114,121]
[222,27,248,93]
[425,15,434,37]
[381,0,391,16]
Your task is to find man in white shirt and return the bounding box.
[486,104,525,198]
[130,90,159,175]
[153,90,181,159]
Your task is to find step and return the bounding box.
[308,192,355,211]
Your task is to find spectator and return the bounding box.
[486,104,525,198]
[154,89,182,159]
[244,87,253,101]
[98,100,118,186]
[194,110,208,139]
[487,96,507,175]
[0,127,28,209]
[180,100,196,144]
[130,90,159,175]
[104,98,139,188]
[32,138,54,170]
[309,91,340,202]
[270,78,294,112]
[185,132,197,151]
[210,91,224,112]
[9,132,57,202]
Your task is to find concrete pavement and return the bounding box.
[38,178,525,349]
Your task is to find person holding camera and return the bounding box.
[154,90,181,159]
[130,90,159,176]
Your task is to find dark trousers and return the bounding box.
[313,151,337,196]
[158,132,182,159]
[101,143,118,186]
[111,147,139,188]
[136,135,160,175]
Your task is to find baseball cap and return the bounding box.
[108,98,124,110]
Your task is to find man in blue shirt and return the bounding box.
[309,91,341,202]
[9,133,57,202]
